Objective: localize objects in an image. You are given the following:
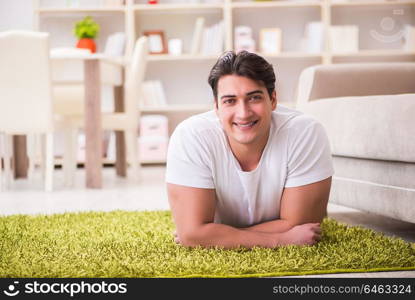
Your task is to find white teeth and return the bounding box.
[236,121,256,127]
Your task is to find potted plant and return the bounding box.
[73,16,100,53]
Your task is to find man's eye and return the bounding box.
[223,99,235,104]
[250,95,262,101]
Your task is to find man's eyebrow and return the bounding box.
[220,94,236,100]
[246,90,264,96]
[220,90,264,100]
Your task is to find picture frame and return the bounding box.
[143,30,167,54]
[259,28,282,55]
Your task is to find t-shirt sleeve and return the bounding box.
[165,122,215,189]
[284,119,334,187]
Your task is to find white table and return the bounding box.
[51,51,124,188]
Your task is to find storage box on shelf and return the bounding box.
[140,114,168,136]
[138,115,169,164]
[139,136,169,163]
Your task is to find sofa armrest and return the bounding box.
[299,94,415,163]
[296,63,415,107]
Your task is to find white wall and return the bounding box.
[0,0,33,31]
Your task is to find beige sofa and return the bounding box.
[296,63,415,224]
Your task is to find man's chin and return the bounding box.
[230,135,256,146]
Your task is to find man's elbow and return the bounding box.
[177,226,211,248]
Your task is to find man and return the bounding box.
[165,51,334,249]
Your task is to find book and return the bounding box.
[201,21,225,55]
[259,28,282,54]
[201,26,211,55]
[190,17,205,55]
[141,80,167,107]
[104,32,126,57]
[329,25,359,53]
[141,81,156,107]
[212,21,224,54]
[303,22,323,53]
[153,81,167,106]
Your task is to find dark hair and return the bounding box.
[208,51,276,100]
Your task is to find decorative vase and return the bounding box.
[76,38,96,53]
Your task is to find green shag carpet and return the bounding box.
[1,210,414,278]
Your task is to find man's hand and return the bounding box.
[281,223,322,246]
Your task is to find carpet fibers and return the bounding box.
[1,210,414,278]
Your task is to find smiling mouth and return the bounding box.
[233,120,258,129]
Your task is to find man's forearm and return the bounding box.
[242,219,294,234]
[180,222,288,249]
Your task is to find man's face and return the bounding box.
[215,75,276,150]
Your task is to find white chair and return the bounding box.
[54,36,149,182]
[0,30,75,191]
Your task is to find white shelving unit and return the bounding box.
[33,0,415,164]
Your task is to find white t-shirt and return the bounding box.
[165,105,334,228]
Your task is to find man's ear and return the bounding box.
[271,90,277,110]
[214,99,219,114]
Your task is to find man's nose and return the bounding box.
[235,101,252,119]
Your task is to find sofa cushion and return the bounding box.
[332,156,415,189]
[330,176,415,223]
[298,93,415,162]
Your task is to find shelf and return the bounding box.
[141,104,213,113]
[133,3,223,12]
[232,1,322,8]
[330,0,415,7]
[37,7,125,13]
[262,52,324,58]
[148,54,220,61]
[331,49,415,57]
